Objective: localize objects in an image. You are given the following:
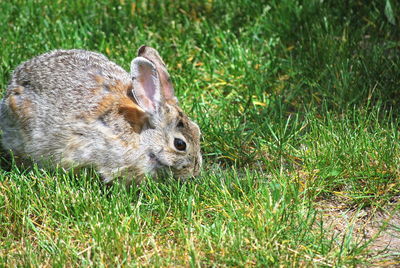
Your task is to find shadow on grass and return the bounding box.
[0,139,39,174]
[0,146,16,172]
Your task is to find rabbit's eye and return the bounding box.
[174,138,186,151]
[177,120,184,128]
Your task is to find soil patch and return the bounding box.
[316,198,400,266]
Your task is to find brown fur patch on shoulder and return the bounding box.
[88,94,117,119]
[78,93,117,122]
[108,80,132,95]
[118,97,148,133]
[82,77,146,133]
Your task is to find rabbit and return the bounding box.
[0,46,202,185]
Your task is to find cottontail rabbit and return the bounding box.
[0,46,202,184]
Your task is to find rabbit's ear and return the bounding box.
[130,56,162,114]
[137,45,178,105]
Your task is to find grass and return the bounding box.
[1,0,400,266]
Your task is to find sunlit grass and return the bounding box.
[1,0,399,266]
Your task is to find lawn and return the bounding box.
[1,0,400,266]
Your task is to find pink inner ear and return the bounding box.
[131,57,161,114]
[135,88,154,112]
[135,75,158,113]
[139,67,158,110]
[136,46,177,105]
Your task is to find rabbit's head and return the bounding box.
[130,46,202,179]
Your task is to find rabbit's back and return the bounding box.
[9,50,132,117]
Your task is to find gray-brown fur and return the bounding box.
[0,47,202,184]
